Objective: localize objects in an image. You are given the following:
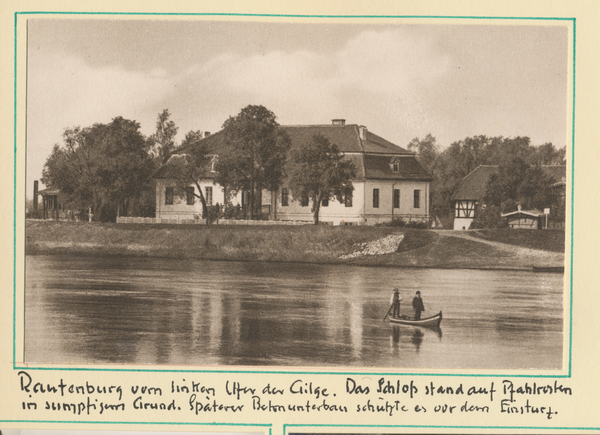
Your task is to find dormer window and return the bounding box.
[389,157,400,172]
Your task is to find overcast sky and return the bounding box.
[26,19,570,193]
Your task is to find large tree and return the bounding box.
[216,105,291,219]
[483,158,554,212]
[168,130,213,223]
[288,134,356,225]
[42,117,155,221]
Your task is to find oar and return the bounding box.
[383,303,394,321]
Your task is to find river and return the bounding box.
[24,255,564,369]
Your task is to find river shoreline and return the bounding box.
[25,220,566,272]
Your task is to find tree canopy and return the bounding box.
[42,117,156,221]
[288,134,357,224]
[483,158,555,212]
[149,109,179,164]
[216,105,291,219]
[418,135,566,219]
[168,130,213,221]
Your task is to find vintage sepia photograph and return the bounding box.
[24,18,569,370]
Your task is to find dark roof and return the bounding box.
[154,123,430,182]
[283,124,412,155]
[451,165,498,201]
[363,154,432,181]
[452,165,567,201]
[153,154,196,179]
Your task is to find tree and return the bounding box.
[407,134,439,174]
[427,135,564,221]
[216,105,291,219]
[483,158,554,213]
[42,117,155,222]
[168,130,213,223]
[150,109,179,163]
[530,142,566,166]
[288,134,356,224]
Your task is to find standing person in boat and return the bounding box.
[412,291,425,320]
[390,288,401,318]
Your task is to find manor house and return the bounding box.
[153,119,432,226]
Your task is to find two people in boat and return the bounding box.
[390,289,425,320]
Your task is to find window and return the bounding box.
[165,187,174,205]
[414,190,420,209]
[206,186,213,206]
[322,197,329,207]
[301,194,309,207]
[345,191,353,207]
[281,188,289,207]
[373,188,379,208]
[393,162,399,172]
[186,186,195,205]
[393,189,400,208]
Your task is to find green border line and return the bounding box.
[12,9,576,382]
[14,12,576,20]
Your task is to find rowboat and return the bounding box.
[389,311,442,328]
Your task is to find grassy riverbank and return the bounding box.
[25,220,566,270]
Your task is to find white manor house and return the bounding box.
[153,119,432,226]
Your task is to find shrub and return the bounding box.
[471,205,508,229]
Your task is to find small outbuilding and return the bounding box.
[37,187,62,220]
[501,206,542,229]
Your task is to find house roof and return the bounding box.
[283,124,413,155]
[451,165,498,201]
[154,123,431,182]
[451,165,567,201]
[153,154,196,179]
[362,154,432,181]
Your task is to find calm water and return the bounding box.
[25,255,564,369]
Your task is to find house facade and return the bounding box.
[451,164,566,230]
[154,120,432,225]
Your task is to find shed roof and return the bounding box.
[501,209,543,218]
[37,187,61,196]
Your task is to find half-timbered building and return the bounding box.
[451,164,566,230]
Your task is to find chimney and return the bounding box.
[204,131,211,138]
[359,125,367,140]
[332,119,345,126]
[33,180,38,211]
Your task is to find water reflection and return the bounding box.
[25,256,564,369]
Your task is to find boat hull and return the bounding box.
[389,311,442,327]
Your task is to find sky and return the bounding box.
[25,18,570,194]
